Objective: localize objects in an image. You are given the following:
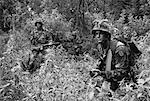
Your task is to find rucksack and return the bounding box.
[114,37,142,66]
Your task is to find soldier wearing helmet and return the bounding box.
[30,21,52,47]
[90,19,131,91]
[35,21,45,31]
[92,19,111,53]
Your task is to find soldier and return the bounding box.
[28,49,44,74]
[31,21,52,47]
[35,21,44,31]
[90,19,132,91]
[21,48,44,74]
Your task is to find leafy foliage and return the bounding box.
[1,0,150,101]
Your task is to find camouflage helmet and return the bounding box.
[35,21,43,27]
[92,19,111,38]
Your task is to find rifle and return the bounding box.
[42,42,61,49]
[31,42,61,50]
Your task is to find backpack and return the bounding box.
[114,37,142,67]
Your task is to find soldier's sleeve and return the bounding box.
[114,45,130,69]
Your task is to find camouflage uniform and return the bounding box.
[21,49,44,73]
[107,40,130,90]
[90,19,131,91]
[31,29,52,46]
[30,22,52,47]
[28,52,44,73]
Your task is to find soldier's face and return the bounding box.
[95,31,105,43]
[32,51,38,56]
[36,23,42,29]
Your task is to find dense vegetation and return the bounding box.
[1,0,150,101]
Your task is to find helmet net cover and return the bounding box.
[92,19,111,40]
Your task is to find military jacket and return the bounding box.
[110,39,130,70]
[30,29,52,46]
[91,39,130,71]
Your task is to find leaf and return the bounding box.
[145,77,150,83]
[89,91,94,100]
[110,97,120,101]
[0,83,11,89]
[97,92,105,97]
[137,93,143,98]
[137,79,145,84]
[129,96,135,101]
[138,70,150,79]
[102,81,110,91]
[11,63,21,72]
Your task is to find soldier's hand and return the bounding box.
[89,69,101,77]
[105,71,113,79]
